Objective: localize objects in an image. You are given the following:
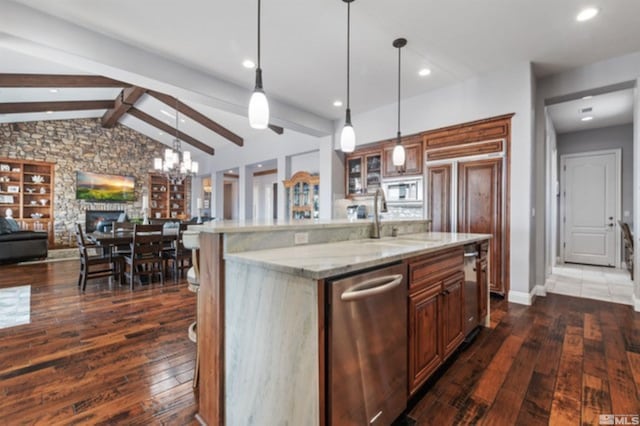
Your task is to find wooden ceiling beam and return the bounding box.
[101,86,146,128]
[147,90,244,147]
[127,107,214,155]
[268,124,284,135]
[0,100,114,114]
[0,73,129,88]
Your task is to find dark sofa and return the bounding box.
[0,217,48,263]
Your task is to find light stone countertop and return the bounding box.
[225,232,492,280]
[185,218,425,234]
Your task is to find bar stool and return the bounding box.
[187,249,200,388]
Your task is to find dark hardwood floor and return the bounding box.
[0,260,198,425]
[409,293,640,425]
[0,260,638,425]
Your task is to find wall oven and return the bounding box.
[382,177,423,204]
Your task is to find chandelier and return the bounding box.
[153,100,199,183]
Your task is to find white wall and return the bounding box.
[290,151,320,174]
[339,61,535,300]
[253,172,277,220]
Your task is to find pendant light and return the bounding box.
[340,0,356,153]
[248,0,269,129]
[392,38,407,167]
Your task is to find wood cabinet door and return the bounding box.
[441,272,465,359]
[408,284,442,396]
[345,155,364,196]
[478,258,488,323]
[458,158,503,294]
[383,139,423,177]
[426,165,451,232]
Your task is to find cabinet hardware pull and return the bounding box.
[341,274,403,302]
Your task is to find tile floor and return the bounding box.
[545,263,634,305]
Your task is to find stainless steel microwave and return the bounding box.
[382,177,423,203]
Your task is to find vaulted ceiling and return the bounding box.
[2,0,640,157]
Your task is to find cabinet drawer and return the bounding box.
[409,248,463,292]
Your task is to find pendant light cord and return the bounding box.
[175,97,179,143]
[346,1,350,109]
[257,0,261,69]
[397,45,401,140]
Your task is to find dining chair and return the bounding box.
[164,223,192,281]
[124,224,165,289]
[618,220,634,278]
[75,223,123,291]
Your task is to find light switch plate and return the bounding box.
[294,232,309,245]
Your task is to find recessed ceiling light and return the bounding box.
[576,7,599,22]
[581,116,594,121]
[49,89,59,93]
[46,111,53,114]
[257,164,263,168]
[181,119,185,123]
[582,95,593,100]
[228,169,233,173]
[159,132,164,136]
[418,68,432,77]
[333,100,343,107]
[242,59,256,69]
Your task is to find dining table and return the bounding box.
[86,229,180,284]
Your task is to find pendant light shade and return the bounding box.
[392,38,407,168]
[341,121,356,153]
[249,87,269,129]
[392,142,405,166]
[249,0,270,129]
[341,0,356,152]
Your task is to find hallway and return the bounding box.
[546,263,634,305]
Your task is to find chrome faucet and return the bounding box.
[371,188,388,239]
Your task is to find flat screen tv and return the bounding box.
[76,171,135,202]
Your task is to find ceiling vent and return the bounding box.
[581,107,593,113]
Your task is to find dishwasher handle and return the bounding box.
[340,274,403,302]
[464,251,479,258]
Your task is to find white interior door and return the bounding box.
[562,150,620,266]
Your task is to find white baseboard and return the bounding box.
[633,293,640,312]
[535,284,547,297]
[508,287,537,306]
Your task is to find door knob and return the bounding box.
[608,223,614,227]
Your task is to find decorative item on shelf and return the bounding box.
[30,200,37,205]
[40,187,46,194]
[5,208,13,218]
[196,197,203,224]
[248,0,270,129]
[30,213,43,219]
[155,212,162,219]
[141,194,150,224]
[153,98,199,183]
[39,199,48,206]
[392,37,407,168]
[0,164,10,172]
[0,176,9,182]
[26,188,35,194]
[31,175,44,184]
[340,0,357,153]
[7,185,19,193]
[11,168,20,172]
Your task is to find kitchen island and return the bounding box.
[185,219,490,425]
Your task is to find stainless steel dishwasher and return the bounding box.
[327,263,407,426]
